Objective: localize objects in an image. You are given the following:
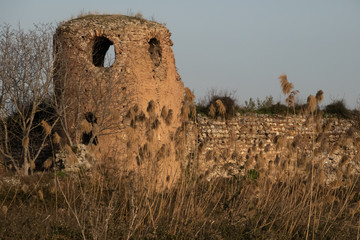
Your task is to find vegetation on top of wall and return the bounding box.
[67,11,161,27]
[196,87,359,120]
[323,100,352,118]
[196,89,240,119]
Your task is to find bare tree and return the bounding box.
[0,24,56,175]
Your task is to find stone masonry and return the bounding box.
[53,15,185,186]
[187,113,360,183]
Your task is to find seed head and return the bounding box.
[316,90,324,103]
[209,104,216,118]
[307,95,317,114]
[53,132,61,144]
[184,87,195,103]
[216,99,226,117]
[279,74,294,95]
[41,120,52,135]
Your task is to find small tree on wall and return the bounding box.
[0,24,56,175]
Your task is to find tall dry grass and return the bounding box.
[1,164,359,239]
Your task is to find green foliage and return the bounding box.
[245,96,274,112]
[244,97,256,112]
[56,171,66,177]
[247,169,259,181]
[257,102,288,115]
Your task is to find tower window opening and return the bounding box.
[92,36,115,67]
[148,38,162,67]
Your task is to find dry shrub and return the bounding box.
[208,96,236,119]
[324,100,351,118]
[197,89,237,118]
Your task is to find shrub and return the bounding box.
[208,96,236,119]
[324,100,351,118]
[257,102,288,115]
[196,89,239,119]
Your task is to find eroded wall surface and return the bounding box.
[188,114,360,183]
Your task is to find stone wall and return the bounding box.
[188,114,360,183]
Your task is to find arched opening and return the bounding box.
[92,36,115,67]
[148,38,162,67]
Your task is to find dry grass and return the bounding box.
[1,166,359,239]
[209,104,216,118]
[216,99,227,118]
[41,120,52,135]
[279,74,294,95]
[307,95,317,114]
[53,132,61,145]
[316,90,324,103]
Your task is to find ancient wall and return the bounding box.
[188,114,360,183]
[53,15,185,186]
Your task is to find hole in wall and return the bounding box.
[92,36,115,67]
[148,38,162,67]
[82,112,98,145]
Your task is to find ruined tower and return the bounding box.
[54,15,185,184]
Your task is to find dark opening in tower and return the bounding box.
[148,38,162,67]
[92,36,115,67]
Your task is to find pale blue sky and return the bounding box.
[1,0,359,108]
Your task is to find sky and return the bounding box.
[1,0,359,108]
